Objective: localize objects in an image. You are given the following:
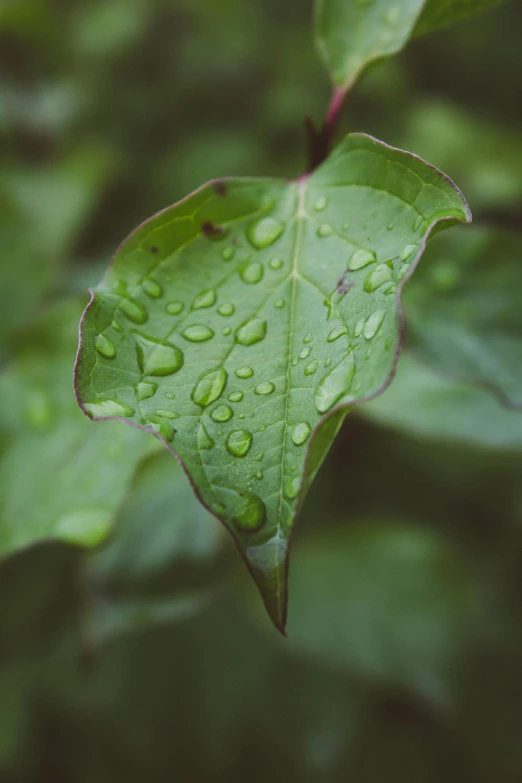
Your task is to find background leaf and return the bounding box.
[316,0,509,90]
[404,227,522,406]
[0,299,155,558]
[75,133,469,630]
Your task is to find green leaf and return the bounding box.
[75,133,470,631]
[315,0,508,90]
[285,524,477,702]
[0,299,155,558]
[414,0,509,37]
[404,228,522,407]
[361,353,522,450]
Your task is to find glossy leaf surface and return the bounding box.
[316,0,508,90]
[75,133,470,630]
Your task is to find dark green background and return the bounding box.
[1,1,522,780]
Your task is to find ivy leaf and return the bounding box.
[316,0,508,91]
[0,299,155,558]
[75,133,470,631]
[404,228,522,408]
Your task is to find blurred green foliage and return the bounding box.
[1,0,522,781]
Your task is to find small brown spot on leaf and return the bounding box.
[213,181,227,197]
[151,246,158,254]
[202,221,226,240]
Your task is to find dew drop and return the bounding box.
[228,391,243,403]
[363,263,393,293]
[274,299,285,309]
[327,325,348,342]
[239,413,246,419]
[134,334,184,376]
[291,356,299,367]
[165,391,176,400]
[292,422,311,447]
[96,334,116,360]
[211,404,233,422]
[154,409,180,419]
[255,381,275,396]
[120,296,149,324]
[232,491,266,531]
[182,324,215,342]
[222,326,232,336]
[247,217,284,249]
[84,399,135,418]
[142,278,163,298]
[111,320,123,333]
[304,360,319,376]
[192,368,228,408]
[401,244,418,261]
[325,358,332,367]
[387,223,394,231]
[255,470,264,481]
[269,257,284,270]
[413,215,423,232]
[136,381,158,401]
[348,248,376,271]
[198,422,215,450]
[218,303,235,316]
[192,289,217,309]
[354,318,365,338]
[166,301,184,316]
[236,318,267,346]
[364,310,386,340]
[236,366,254,379]
[317,224,333,238]
[313,196,328,211]
[146,416,175,442]
[284,477,301,500]
[221,247,235,262]
[300,346,311,360]
[226,429,253,457]
[241,262,264,284]
[314,356,356,413]
[303,333,313,344]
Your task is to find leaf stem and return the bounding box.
[304,84,350,174]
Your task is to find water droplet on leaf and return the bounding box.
[120,297,149,324]
[211,404,233,422]
[134,334,184,376]
[192,368,228,408]
[363,263,393,293]
[314,356,356,413]
[327,325,348,342]
[231,491,266,531]
[236,318,267,346]
[192,289,217,309]
[221,247,235,262]
[182,324,215,342]
[317,224,333,238]
[304,360,319,376]
[96,334,116,360]
[84,399,135,418]
[236,366,254,379]
[364,310,386,340]
[226,429,253,457]
[228,391,243,402]
[142,278,163,298]
[166,301,184,316]
[255,381,275,396]
[284,477,301,500]
[269,258,284,270]
[198,422,215,450]
[218,303,235,316]
[241,262,264,284]
[292,422,311,446]
[136,381,158,401]
[247,217,284,249]
[313,196,328,211]
[348,249,376,271]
